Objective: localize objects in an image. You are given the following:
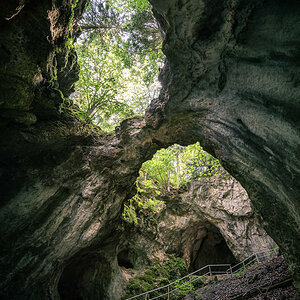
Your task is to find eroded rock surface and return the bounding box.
[0,117,159,299]
[159,175,276,265]
[0,0,299,298]
[148,0,300,288]
[112,174,276,299]
[118,174,275,273]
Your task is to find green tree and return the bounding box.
[71,0,164,131]
[139,143,225,194]
[140,148,175,193]
[180,142,224,181]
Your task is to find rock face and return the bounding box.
[99,174,276,299]
[0,116,158,299]
[0,0,88,125]
[147,0,300,289]
[120,174,275,271]
[0,0,299,299]
[158,175,276,266]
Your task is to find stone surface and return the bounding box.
[147,0,300,288]
[0,0,299,298]
[0,116,159,299]
[0,0,87,124]
[162,175,276,265]
[121,174,275,269]
[114,174,275,299]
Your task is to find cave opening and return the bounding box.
[117,249,134,269]
[58,253,111,300]
[122,142,225,225]
[71,0,164,133]
[122,142,238,271]
[189,222,237,272]
[0,0,299,297]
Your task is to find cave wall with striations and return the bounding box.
[0,0,299,298]
[0,1,160,298]
[148,0,300,289]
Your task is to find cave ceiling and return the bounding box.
[0,0,299,298]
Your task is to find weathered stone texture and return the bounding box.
[148,0,300,288]
[0,0,299,298]
[129,174,275,265]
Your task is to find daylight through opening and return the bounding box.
[70,0,164,132]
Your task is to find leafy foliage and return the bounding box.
[122,142,226,227]
[122,255,207,299]
[122,177,164,230]
[71,0,164,131]
[122,255,189,300]
[140,142,225,194]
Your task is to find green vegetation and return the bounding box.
[122,255,189,299]
[140,143,225,193]
[70,0,164,131]
[122,181,164,229]
[122,142,226,227]
[122,255,207,299]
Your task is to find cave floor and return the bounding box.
[184,255,300,300]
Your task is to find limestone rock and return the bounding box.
[123,174,275,270]
[148,0,300,288]
[0,0,299,298]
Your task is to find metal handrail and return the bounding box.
[125,247,279,300]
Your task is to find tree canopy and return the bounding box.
[139,142,225,193]
[71,0,164,132]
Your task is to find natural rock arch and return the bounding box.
[0,0,299,298]
[147,0,300,288]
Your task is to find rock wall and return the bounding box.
[147,0,300,289]
[0,117,158,299]
[121,174,275,267]
[0,0,88,125]
[0,2,159,298]
[0,0,299,298]
[114,174,275,299]
[160,175,276,264]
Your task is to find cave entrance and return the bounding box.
[122,142,224,226]
[72,1,164,133]
[58,253,111,300]
[122,142,237,273]
[117,249,134,269]
[189,222,237,271]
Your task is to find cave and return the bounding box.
[190,223,237,271]
[117,250,134,269]
[0,0,299,298]
[58,253,111,300]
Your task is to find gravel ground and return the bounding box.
[183,256,300,300]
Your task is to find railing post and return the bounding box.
[124,248,278,300]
